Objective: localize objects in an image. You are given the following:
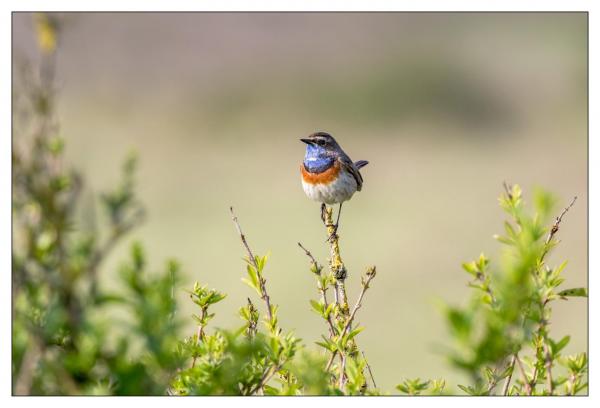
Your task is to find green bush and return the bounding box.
[441,184,587,395]
[12,14,587,396]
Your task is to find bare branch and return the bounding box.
[501,354,517,395]
[249,363,282,395]
[340,267,377,339]
[502,195,577,394]
[298,242,319,268]
[191,306,207,369]
[545,196,577,246]
[543,343,554,395]
[514,354,532,395]
[338,352,347,390]
[298,242,336,336]
[325,350,338,372]
[230,207,273,323]
[362,351,377,389]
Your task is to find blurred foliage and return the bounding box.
[441,184,587,395]
[12,13,586,396]
[201,59,513,132]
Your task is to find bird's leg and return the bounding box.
[320,203,327,225]
[334,202,343,233]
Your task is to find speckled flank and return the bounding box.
[301,162,358,205]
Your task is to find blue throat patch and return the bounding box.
[304,144,334,173]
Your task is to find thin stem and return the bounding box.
[191,307,207,368]
[501,355,517,395]
[340,267,377,339]
[249,363,282,395]
[501,196,577,395]
[297,241,319,267]
[362,351,377,389]
[514,355,532,395]
[89,207,145,298]
[543,343,554,395]
[541,196,577,261]
[325,350,338,372]
[230,207,273,323]
[338,352,347,390]
[568,373,576,396]
[298,242,336,336]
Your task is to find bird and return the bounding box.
[300,131,368,236]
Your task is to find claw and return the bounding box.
[325,223,339,242]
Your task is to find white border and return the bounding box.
[2,1,596,407]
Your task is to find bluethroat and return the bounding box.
[300,131,369,235]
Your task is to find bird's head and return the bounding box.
[300,131,341,157]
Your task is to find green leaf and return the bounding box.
[553,335,570,354]
[263,384,279,395]
[315,338,336,352]
[462,261,478,276]
[324,303,334,319]
[345,326,364,342]
[309,299,324,315]
[457,384,478,395]
[94,294,127,304]
[558,288,587,298]
[493,234,514,245]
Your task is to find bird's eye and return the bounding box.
[316,139,325,146]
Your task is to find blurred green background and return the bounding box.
[13,12,587,391]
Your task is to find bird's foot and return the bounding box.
[320,203,327,225]
[326,223,339,243]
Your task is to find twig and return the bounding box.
[230,207,273,323]
[501,196,577,394]
[325,350,338,372]
[89,207,145,298]
[540,196,577,262]
[298,242,336,336]
[546,196,577,244]
[298,241,319,267]
[501,354,517,395]
[329,267,376,390]
[485,367,499,395]
[245,297,258,338]
[543,343,554,395]
[514,355,532,395]
[249,363,282,395]
[567,373,576,396]
[362,351,377,389]
[339,352,347,390]
[191,307,207,368]
[340,267,377,339]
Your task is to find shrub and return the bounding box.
[12,13,587,396]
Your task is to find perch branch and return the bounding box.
[324,206,349,317]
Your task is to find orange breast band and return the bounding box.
[301,161,340,185]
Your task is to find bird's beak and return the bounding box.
[300,138,313,145]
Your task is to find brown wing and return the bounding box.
[339,156,364,191]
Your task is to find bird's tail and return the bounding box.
[354,160,369,169]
